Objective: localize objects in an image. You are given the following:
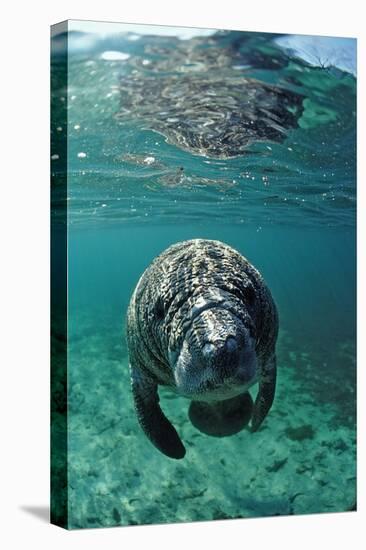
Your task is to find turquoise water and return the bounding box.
[51,25,356,528]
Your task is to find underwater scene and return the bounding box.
[51,21,356,529]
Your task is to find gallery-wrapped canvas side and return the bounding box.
[50,21,68,529]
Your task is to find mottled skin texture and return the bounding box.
[126,239,278,459]
[117,75,303,159]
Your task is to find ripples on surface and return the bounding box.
[51,28,356,229]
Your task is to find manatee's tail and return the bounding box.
[188,392,253,437]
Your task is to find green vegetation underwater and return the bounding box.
[51,21,356,529]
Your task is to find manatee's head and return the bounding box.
[168,292,257,399]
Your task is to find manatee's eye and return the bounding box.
[154,296,166,320]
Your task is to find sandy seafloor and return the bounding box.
[66,310,356,529]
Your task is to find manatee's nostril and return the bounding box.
[225,336,238,353]
[202,342,215,357]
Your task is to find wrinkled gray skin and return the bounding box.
[126,239,278,459]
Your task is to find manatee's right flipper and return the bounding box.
[130,365,186,459]
[251,354,277,432]
[189,392,253,437]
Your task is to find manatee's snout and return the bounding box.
[202,336,241,375]
[173,307,257,397]
[203,336,239,359]
[200,333,256,384]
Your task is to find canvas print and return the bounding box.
[50,20,356,529]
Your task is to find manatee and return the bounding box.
[117,74,303,159]
[116,31,304,159]
[126,239,278,459]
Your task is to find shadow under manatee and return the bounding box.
[20,505,49,523]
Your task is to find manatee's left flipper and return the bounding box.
[189,392,253,437]
[251,354,277,431]
[130,364,186,459]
